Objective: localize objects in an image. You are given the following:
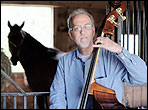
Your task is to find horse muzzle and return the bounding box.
[10,56,19,65]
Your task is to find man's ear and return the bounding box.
[68,31,74,40]
[92,26,95,37]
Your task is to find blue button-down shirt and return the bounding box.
[50,48,147,109]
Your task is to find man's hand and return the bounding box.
[93,37,122,54]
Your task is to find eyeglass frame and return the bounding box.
[69,24,94,32]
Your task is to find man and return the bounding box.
[49,9,147,109]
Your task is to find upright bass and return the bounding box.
[77,1,127,109]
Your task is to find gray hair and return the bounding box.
[67,9,94,30]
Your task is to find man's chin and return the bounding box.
[79,43,90,49]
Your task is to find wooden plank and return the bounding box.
[141,86,147,107]
[133,86,142,107]
[1,1,106,9]
[122,86,133,107]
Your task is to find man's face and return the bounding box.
[68,14,95,49]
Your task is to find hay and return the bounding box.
[1,48,11,89]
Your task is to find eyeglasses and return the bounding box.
[69,24,93,32]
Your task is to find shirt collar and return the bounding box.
[72,48,91,62]
[71,48,83,61]
[71,48,80,61]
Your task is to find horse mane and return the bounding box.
[24,32,48,51]
[22,31,59,59]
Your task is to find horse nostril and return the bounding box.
[10,57,18,65]
[13,62,17,66]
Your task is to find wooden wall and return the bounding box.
[122,85,147,108]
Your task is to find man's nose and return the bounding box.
[80,27,85,34]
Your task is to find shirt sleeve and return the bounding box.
[116,48,147,85]
[49,58,67,109]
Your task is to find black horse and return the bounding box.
[7,21,65,109]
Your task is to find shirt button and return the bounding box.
[122,56,125,59]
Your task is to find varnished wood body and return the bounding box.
[89,82,126,109]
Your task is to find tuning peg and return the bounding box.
[107,15,120,27]
[116,8,126,21]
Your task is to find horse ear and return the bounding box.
[20,21,25,29]
[8,21,12,28]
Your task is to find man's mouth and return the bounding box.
[79,35,89,43]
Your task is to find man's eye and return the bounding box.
[73,27,80,31]
[85,25,93,29]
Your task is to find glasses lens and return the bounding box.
[73,26,81,32]
[71,24,93,32]
[85,24,93,29]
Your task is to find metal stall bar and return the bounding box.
[1,92,50,109]
[137,1,141,56]
[133,1,136,54]
[13,96,17,109]
[122,13,126,48]
[34,96,37,109]
[143,1,147,64]
[126,1,130,51]
[1,69,50,109]
[117,17,122,45]
[1,69,26,94]
[24,96,27,109]
[3,96,6,109]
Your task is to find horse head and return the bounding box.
[8,21,25,65]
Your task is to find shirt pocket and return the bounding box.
[95,76,108,87]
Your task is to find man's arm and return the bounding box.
[93,37,147,85]
[49,59,67,109]
[116,48,147,85]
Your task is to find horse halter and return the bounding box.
[9,30,26,58]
